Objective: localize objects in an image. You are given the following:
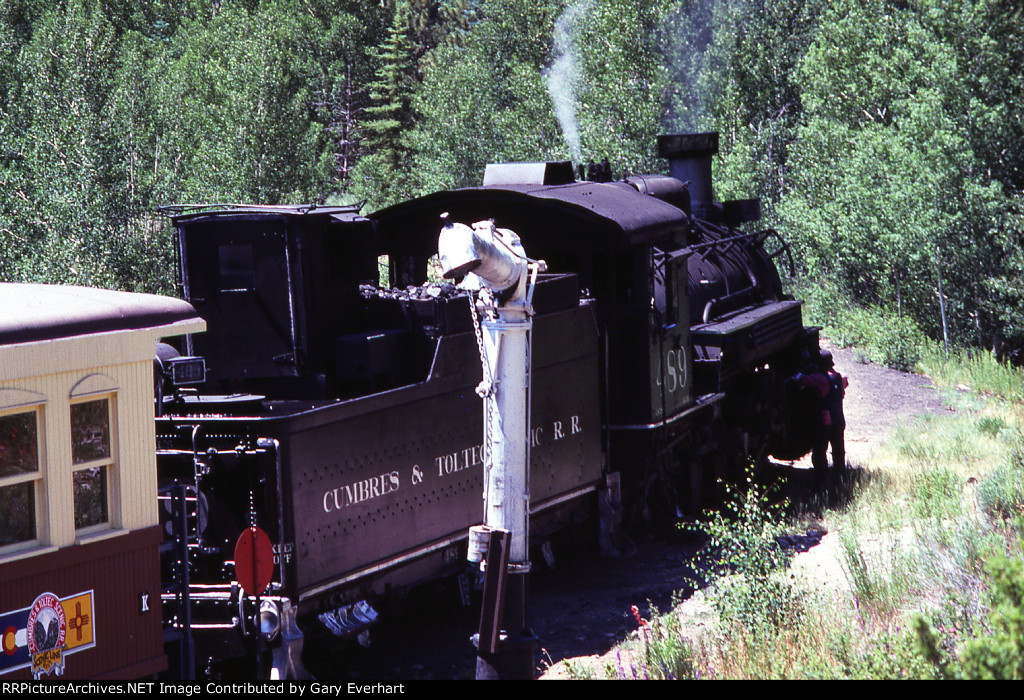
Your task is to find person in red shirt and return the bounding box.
[820,350,848,469]
[796,350,849,472]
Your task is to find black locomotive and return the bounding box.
[155,132,819,677]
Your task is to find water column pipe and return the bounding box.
[437,215,545,680]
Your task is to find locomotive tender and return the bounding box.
[157,204,602,677]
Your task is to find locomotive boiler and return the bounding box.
[154,132,818,678]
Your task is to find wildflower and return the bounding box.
[631,605,650,627]
[631,604,653,641]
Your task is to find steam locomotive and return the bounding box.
[154,132,819,677]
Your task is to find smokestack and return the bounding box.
[657,133,718,219]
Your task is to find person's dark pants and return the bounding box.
[813,423,845,470]
[812,424,829,471]
[829,422,846,469]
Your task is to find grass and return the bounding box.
[557,339,1024,680]
[919,343,1024,402]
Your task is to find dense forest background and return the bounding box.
[2,0,1023,355]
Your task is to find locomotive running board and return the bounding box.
[607,392,724,431]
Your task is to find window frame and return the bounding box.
[0,404,44,554]
[69,394,117,535]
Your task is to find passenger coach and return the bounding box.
[0,284,203,679]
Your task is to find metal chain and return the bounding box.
[470,289,491,396]
[469,290,496,506]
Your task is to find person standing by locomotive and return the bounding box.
[795,349,848,472]
[820,350,849,470]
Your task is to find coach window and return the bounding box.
[70,397,115,531]
[0,406,42,552]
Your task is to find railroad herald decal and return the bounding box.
[0,590,95,679]
[320,414,583,513]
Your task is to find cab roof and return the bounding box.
[371,180,688,251]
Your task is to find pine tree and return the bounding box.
[349,0,476,207]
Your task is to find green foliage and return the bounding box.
[918,344,1024,402]
[977,416,1008,439]
[838,625,942,680]
[977,448,1024,524]
[350,0,480,207]
[917,549,1024,680]
[781,0,1022,351]
[349,1,420,208]
[692,469,802,634]
[911,467,962,521]
[2,0,132,287]
[408,0,567,195]
[1,0,363,291]
[839,527,914,620]
[661,0,826,214]
[835,307,926,372]
[568,0,667,173]
[612,601,697,680]
[955,553,1024,679]
[799,279,927,371]
[2,0,1024,360]
[409,0,672,197]
[156,1,339,203]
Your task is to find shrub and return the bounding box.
[690,470,802,635]
[977,449,1024,523]
[977,416,1008,439]
[614,602,696,680]
[911,467,963,521]
[870,313,927,372]
[918,345,1024,401]
[794,278,927,371]
[954,553,1024,679]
